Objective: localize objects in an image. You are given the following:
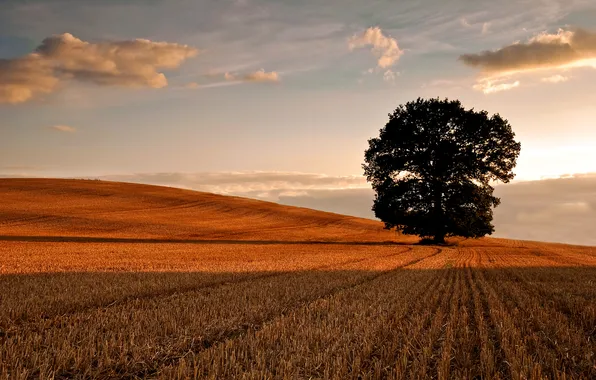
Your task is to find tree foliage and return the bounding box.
[363,98,521,243]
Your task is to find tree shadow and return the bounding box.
[0,234,410,246]
[1,266,595,378]
[416,238,458,246]
[2,265,594,327]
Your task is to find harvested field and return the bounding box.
[1,179,595,379]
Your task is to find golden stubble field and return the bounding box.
[0,178,595,379]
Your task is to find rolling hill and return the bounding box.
[0,178,401,242]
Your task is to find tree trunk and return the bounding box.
[433,181,445,244]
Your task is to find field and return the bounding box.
[1,179,595,379]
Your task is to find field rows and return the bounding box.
[1,242,595,379]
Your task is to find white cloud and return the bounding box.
[0,33,198,104]
[50,125,76,133]
[473,78,520,94]
[541,74,569,83]
[348,27,403,68]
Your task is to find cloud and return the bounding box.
[481,22,491,35]
[244,69,280,82]
[473,78,520,94]
[185,82,200,89]
[383,69,397,84]
[348,27,403,68]
[541,74,569,83]
[50,125,76,133]
[278,174,596,246]
[223,69,280,83]
[460,28,596,93]
[460,18,472,28]
[492,173,596,246]
[183,80,247,90]
[0,33,198,104]
[100,171,368,197]
[279,188,375,219]
[0,54,58,104]
[460,28,596,74]
[458,17,490,36]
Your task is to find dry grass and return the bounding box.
[1,179,595,379]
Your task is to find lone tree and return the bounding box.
[363,98,521,244]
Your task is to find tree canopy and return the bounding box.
[363,97,521,243]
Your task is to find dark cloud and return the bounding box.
[459,28,596,74]
[460,28,596,93]
[491,173,596,245]
[278,188,375,219]
[275,174,596,246]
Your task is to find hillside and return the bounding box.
[0,178,401,242]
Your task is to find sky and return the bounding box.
[1,0,596,245]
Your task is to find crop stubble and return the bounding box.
[1,243,595,379]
